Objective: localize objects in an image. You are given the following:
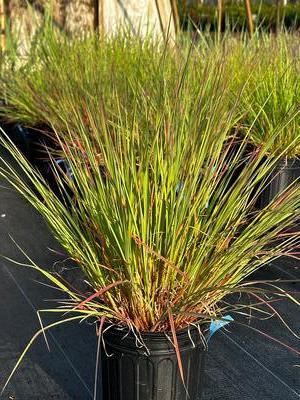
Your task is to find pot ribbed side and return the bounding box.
[100,326,207,400]
[259,157,300,208]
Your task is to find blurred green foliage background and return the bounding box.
[178,0,300,30]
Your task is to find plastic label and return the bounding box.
[207,314,233,341]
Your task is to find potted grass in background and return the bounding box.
[1,27,218,200]
[0,29,182,192]
[0,28,179,135]
[1,38,300,399]
[0,24,38,160]
[239,39,300,208]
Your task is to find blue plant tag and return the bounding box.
[207,315,233,341]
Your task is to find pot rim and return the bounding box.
[103,321,208,341]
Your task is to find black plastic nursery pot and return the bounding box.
[101,326,206,400]
[0,113,54,164]
[0,119,35,160]
[258,157,300,208]
[0,119,69,196]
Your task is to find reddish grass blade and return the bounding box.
[77,280,123,310]
[168,310,185,384]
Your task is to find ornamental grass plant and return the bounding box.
[239,35,300,158]
[1,34,300,391]
[2,26,300,159]
[0,26,239,142]
[0,30,181,139]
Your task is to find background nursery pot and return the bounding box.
[258,157,300,208]
[101,326,207,400]
[0,119,34,159]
